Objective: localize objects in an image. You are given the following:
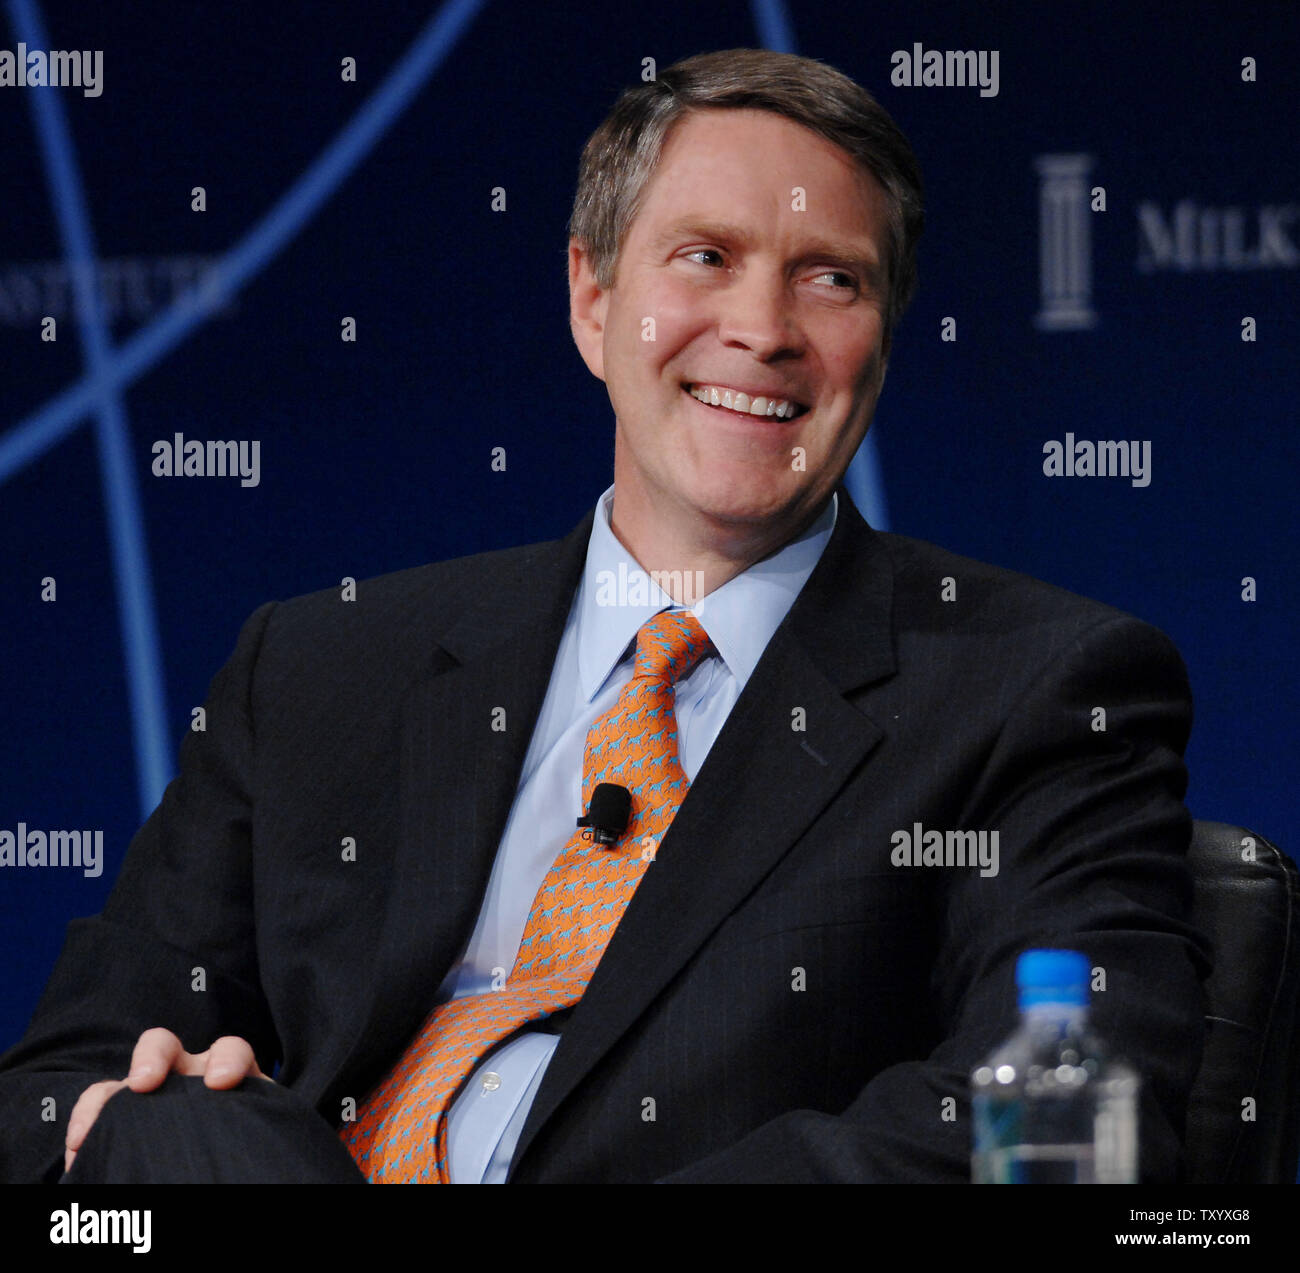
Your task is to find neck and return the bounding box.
[607,484,829,603]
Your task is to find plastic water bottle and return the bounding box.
[971,948,1139,1183]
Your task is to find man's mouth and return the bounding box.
[683,382,809,421]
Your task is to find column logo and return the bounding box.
[1034,154,1097,332]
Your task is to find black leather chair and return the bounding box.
[1184,820,1300,1183]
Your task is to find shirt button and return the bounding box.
[481,1071,502,1093]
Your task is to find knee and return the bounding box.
[66,1073,365,1183]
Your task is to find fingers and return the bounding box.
[66,1027,188,1174]
[62,1030,272,1175]
[203,1035,267,1088]
[65,1077,129,1173]
[125,1026,188,1091]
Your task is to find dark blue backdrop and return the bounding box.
[2,0,1296,1160]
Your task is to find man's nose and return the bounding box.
[715,270,803,359]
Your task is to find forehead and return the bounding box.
[630,107,887,249]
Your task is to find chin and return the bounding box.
[678,470,803,528]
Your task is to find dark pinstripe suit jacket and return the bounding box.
[0,483,1210,1182]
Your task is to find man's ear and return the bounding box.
[569,238,609,383]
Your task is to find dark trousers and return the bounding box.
[60,1073,367,1184]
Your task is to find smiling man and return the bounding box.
[0,48,1208,1185]
[573,105,893,589]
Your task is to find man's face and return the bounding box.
[570,107,892,548]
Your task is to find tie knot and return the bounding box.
[633,609,713,687]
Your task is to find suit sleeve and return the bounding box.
[0,601,281,1184]
[658,614,1212,1183]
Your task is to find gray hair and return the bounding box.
[568,48,925,347]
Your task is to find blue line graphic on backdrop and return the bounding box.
[8,0,168,818]
[750,0,890,530]
[1,0,490,817]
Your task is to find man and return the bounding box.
[0,48,1209,1183]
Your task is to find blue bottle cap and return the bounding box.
[1016,948,1090,1009]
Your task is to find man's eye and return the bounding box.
[813,270,857,291]
[682,254,855,292]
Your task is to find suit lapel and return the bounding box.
[509,485,898,1175]
[328,510,594,1103]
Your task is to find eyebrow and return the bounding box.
[649,218,885,293]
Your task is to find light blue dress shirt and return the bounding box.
[437,482,837,1181]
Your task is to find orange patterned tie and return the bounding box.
[340,608,714,1181]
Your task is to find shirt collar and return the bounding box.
[575,483,838,700]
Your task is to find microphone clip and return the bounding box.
[576,782,633,849]
[575,816,622,848]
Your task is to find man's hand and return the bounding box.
[64,1028,271,1174]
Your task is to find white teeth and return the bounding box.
[688,384,803,419]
